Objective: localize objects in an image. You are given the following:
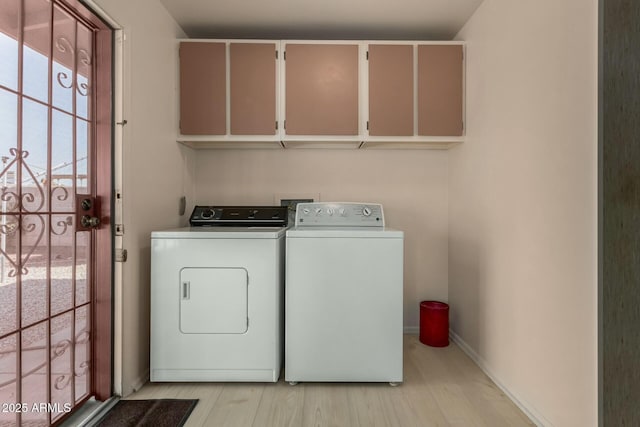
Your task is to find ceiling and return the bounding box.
[158,0,484,40]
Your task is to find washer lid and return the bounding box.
[286,227,403,239]
[152,226,287,239]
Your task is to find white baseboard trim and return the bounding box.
[449,330,551,427]
[128,369,150,396]
[404,326,419,334]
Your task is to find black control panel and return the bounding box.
[189,206,288,227]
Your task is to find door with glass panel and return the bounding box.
[0,0,113,425]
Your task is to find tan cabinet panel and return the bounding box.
[180,42,226,135]
[418,45,463,136]
[285,44,359,135]
[230,43,277,135]
[368,45,414,136]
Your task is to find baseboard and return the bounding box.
[404,326,419,334]
[449,330,551,427]
[128,369,150,396]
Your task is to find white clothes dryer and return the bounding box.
[150,206,287,382]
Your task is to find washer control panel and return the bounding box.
[295,202,384,227]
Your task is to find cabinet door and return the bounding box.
[285,44,359,135]
[368,44,413,136]
[180,42,226,135]
[418,45,463,136]
[230,43,277,135]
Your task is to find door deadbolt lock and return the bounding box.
[80,198,92,211]
[81,215,101,228]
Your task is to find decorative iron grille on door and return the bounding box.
[0,1,112,425]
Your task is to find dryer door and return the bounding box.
[179,267,248,334]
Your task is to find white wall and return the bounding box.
[94,0,194,396]
[194,148,449,329]
[450,0,598,425]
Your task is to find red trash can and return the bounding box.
[419,301,449,347]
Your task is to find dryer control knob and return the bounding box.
[315,208,323,215]
[327,208,334,216]
[362,206,372,217]
[302,208,310,215]
[201,209,214,219]
[339,208,347,216]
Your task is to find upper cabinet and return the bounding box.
[284,43,359,136]
[418,45,464,137]
[367,44,414,136]
[230,43,277,135]
[363,42,464,147]
[179,42,226,135]
[178,39,464,149]
[179,40,280,147]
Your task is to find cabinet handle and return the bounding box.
[182,281,190,300]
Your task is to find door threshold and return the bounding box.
[60,396,120,427]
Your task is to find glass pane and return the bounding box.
[76,120,89,194]
[1,0,102,420]
[0,214,19,336]
[52,6,75,113]
[0,89,19,214]
[52,60,73,113]
[51,109,73,212]
[74,305,90,401]
[23,0,51,103]
[0,14,19,90]
[22,98,48,213]
[51,214,73,316]
[21,321,48,427]
[76,25,92,120]
[21,214,48,327]
[0,334,17,427]
[51,312,73,423]
[75,231,88,306]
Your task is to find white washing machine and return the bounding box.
[285,202,404,384]
[150,206,288,382]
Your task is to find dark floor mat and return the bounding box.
[96,399,198,427]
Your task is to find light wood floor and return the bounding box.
[126,335,534,426]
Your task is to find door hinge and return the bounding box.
[366,121,369,130]
[366,51,369,60]
[115,248,128,262]
[275,121,278,130]
[275,50,278,59]
[284,51,286,60]
[284,120,286,130]
[115,224,125,235]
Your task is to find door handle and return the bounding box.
[81,215,101,228]
[182,282,190,300]
[76,195,102,231]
